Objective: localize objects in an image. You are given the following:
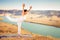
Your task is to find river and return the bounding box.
[0,16,60,38]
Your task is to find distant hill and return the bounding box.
[0,10,60,17]
[0,10,22,15]
[31,10,60,17]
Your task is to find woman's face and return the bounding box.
[24,11,28,15]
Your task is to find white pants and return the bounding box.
[6,15,24,34]
[17,22,22,34]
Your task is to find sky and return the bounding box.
[0,0,60,10]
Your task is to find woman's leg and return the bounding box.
[5,15,18,22]
[17,22,22,35]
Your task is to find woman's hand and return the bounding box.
[30,6,32,9]
[22,3,25,8]
[28,6,32,12]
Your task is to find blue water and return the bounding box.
[0,16,60,38]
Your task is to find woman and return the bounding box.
[5,3,32,35]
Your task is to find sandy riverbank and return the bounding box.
[0,22,60,40]
[0,18,3,20]
[25,14,60,28]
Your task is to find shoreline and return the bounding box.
[0,22,60,40]
[0,15,60,28]
[25,21,60,28]
[0,22,60,39]
[0,14,60,28]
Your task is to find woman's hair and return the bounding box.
[24,9,27,12]
[24,9,28,15]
